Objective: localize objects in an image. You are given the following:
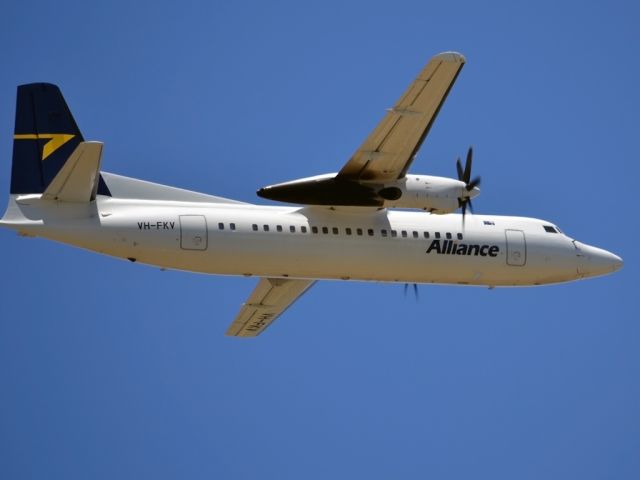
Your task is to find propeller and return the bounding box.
[456,147,481,227]
[404,283,419,301]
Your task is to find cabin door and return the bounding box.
[505,229,526,266]
[180,215,208,251]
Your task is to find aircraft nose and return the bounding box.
[575,241,623,277]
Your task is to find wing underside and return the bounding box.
[338,51,465,182]
[226,278,316,337]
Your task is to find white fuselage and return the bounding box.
[0,194,622,286]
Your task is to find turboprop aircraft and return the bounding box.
[0,52,622,337]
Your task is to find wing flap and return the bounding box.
[226,278,316,337]
[338,52,465,181]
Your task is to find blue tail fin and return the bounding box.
[9,83,110,196]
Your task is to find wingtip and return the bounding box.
[434,51,466,63]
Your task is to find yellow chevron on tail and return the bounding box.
[14,133,75,160]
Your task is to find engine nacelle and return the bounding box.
[257,173,479,212]
[373,175,468,213]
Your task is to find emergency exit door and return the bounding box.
[180,215,208,250]
[505,229,526,266]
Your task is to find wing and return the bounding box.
[226,278,316,337]
[338,51,465,182]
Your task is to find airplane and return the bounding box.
[0,52,622,337]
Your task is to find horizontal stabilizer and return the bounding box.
[42,141,103,202]
[100,172,250,204]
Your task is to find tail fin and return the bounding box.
[9,83,110,196]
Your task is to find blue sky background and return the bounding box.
[0,1,638,478]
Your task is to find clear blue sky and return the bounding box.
[0,1,637,479]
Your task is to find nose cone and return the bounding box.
[612,253,624,271]
[470,185,480,199]
[575,241,623,278]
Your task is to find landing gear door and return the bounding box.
[505,229,526,266]
[180,215,208,251]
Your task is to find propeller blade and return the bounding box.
[463,147,473,184]
[455,146,479,227]
[413,283,419,301]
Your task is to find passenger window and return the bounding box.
[446,232,452,239]
[357,228,363,236]
[263,225,269,232]
[401,230,407,238]
[322,227,329,234]
[290,226,296,233]
[435,232,441,239]
[412,231,418,238]
[301,226,307,233]
[332,227,339,235]
[381,229,388,237]
[218,222,224,230]
[423,232,429,239]
[312,226,318,234]
[457,233,463,240]
[391,230,397,237]
[252,224,258,231]
[230,223,236,231]
[276,225,283,232]
[346,228,352,235]
[367,228,374,236]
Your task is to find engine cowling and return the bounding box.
[374,175,468,213]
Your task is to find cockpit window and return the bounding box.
[543,225,558,233]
